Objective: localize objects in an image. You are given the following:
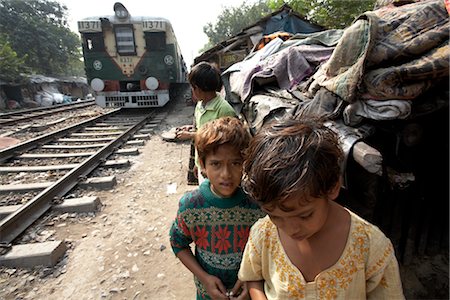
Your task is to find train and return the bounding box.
[78,2,188,108]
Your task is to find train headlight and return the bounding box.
[145,77,159,90]
[114,3,129,19]
[91,78,105,92]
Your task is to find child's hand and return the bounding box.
[175,130,192,140]
[176,125,193,131]
[228,280,250,300]
[175,126,195,140]
[203,274,228,300]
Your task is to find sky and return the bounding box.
[59,0,255,68]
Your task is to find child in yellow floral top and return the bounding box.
[239,117,404,299]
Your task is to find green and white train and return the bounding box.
[78,2,187,108]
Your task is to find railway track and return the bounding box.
[0,100,112,147]
[0,108,165,266]
[0,99,96,127]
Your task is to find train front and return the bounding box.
[78,2,185,108]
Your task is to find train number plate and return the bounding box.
[78,21,102,32]
[142,20,166,31]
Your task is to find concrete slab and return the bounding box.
[0,159,128,173]
[53,196,101,213]
[0,175,117,194]
[70,132,121,137]
[19,152,95,159]
[41,143,106,149]
[80,176,116,190]
[95,122,135,126]
[126,140,144,146]
[0,204,21,220]
[0,164,78,173]
[103,159,130,168]
[0,182,52,194]
[57,137,114,142]
[84,127,124,131]
[133,134,150,140]
[116,148,139,155]
[0,241,67,268]
[139,129,154,134]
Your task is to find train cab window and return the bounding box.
[145,32,166,51]
[83,33,105,52]
[114,25,136,55]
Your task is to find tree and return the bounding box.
[268,0,376,29]
[202,0,273,50]
[0,0,83,77]
[0,34,29,82]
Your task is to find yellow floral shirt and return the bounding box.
[238,210,404,299]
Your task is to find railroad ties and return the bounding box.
[0,108,167,268]
[0,99,96,127]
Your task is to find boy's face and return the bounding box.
[262,193,331,242]
[191,85,200,102]
[201,143,243,198]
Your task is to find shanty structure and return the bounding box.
[0,75,91,111]
[194,4,324,70]
[221,0,449,273]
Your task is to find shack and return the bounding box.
[194,4,324,71]
[222,0,449,275]
[0,75,91,111]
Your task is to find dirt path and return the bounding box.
[1,98,197,299]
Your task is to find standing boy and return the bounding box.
[176,62,236,183]
[170,117,265,299]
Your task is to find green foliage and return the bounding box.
[268,0,376,29]
[203,0,273,48]
[0,0,84,77]
[0,34,29,82]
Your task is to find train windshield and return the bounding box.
[114,25,136,55]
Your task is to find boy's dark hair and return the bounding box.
[188,61,223,92]
[243,117,343,210]
[195,117,250,165]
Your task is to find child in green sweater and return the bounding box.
[170,117,264,299]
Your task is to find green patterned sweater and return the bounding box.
[170,179,265,299]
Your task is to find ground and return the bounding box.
[1,98,197,299]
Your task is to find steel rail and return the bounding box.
[0,109,121,163]
[0,99,95,118]
[0,111,154,244]
[0,100,97,126]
